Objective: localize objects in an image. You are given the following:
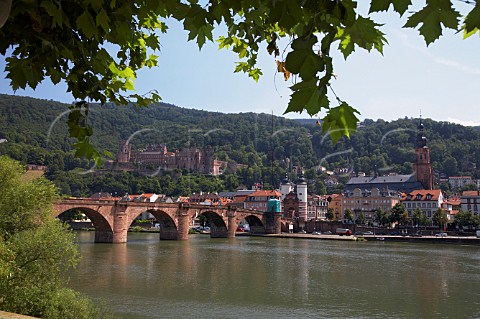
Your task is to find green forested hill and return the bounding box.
[1,94,479,196]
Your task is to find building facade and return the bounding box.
[402,189,445,220]
[460,191,480,215]
[342,188,402,222]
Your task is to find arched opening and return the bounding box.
[243,215,265,234]
[130,209,178,240]
[56,207,113,243]
[199,211,228,238]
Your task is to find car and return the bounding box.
[355,231,364,236]
[298,230,307,234]
[324,231,332,235]
[363,231,373,235]
[435,232,447,237]
[312,231,321,235]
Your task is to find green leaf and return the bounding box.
[285,79,329,115]
[404,1,460,45]
[41,1,64,28]
[285,36,323,81]
[76,11,97,38]
[321,102,360,142]
[339,17,387,54]
[464,3,480,34]
[369,0,411,16]
[96,8,110,33]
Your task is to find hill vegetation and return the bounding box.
[1,94,479,196]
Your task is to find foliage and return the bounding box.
[432,208,449,229]
[326,208,334,221]
[0,156,116,319]
[389,203,406,225]
[412,207,428,227]
[454,209,480,228]
[356,211,366,225]
[373,208,388,226]
[1,1,479,164]
[344,208,353,222]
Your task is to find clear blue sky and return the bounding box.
[1,4,480,126]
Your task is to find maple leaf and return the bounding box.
[321,102,360,142]
[369,0,411,16]
[404,1,460,45]
[285,36,323,81]
[464,3,480,37]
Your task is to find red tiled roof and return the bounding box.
[402,189,442,201]
[232,195,248,203]
[248,190,281,197]
[462,191,479,196]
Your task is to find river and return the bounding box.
[68,232,480,319]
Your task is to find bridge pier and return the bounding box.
[112,205,128,243]
[227,211,237,238]
[177,205,190,240]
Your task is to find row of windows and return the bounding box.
[343,200,393,204]
[406,202,438,209]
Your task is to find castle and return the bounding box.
[117,141,227,175]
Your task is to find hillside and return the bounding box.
[1,94,479,196]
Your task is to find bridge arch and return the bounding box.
[242,214,266,234]
[55,207,114,243]
[197,210,228,238]
[136,209,179,240]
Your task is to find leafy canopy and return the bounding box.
[0,0,478,164]
[0,156,115,318]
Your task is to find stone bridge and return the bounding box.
[53,199,282,243]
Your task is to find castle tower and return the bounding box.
[280,174,293,201]
[414,120,433,190]
[296,170,308,222]
[117,140,131,163]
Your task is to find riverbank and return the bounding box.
[238,232,480,245]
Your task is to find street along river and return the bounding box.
[68,232,480,319]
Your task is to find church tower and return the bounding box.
[296,170,308,222]
[414,120,433,190]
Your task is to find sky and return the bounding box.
[1,3,480,126]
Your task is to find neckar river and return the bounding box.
[69,232,480,319]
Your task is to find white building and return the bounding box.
[402,189,445,220]
[460,191,480,215]
[448,176,475,190]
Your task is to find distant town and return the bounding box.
[54,120,478,235]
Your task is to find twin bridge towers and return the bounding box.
[54,199,282,243]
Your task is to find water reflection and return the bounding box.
[70,232,480,319]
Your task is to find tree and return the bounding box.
[413,208,428,227]
[326,208,334,222]
[2,1,479,164]
[389,203,407,226]
[356,211,366,226]
[374,208,388,227]
[0,156,115,318]
[432,208,449,230]
[344,209,353,223]
[454,209,475,229]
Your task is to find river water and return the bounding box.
[69,232,480,319]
